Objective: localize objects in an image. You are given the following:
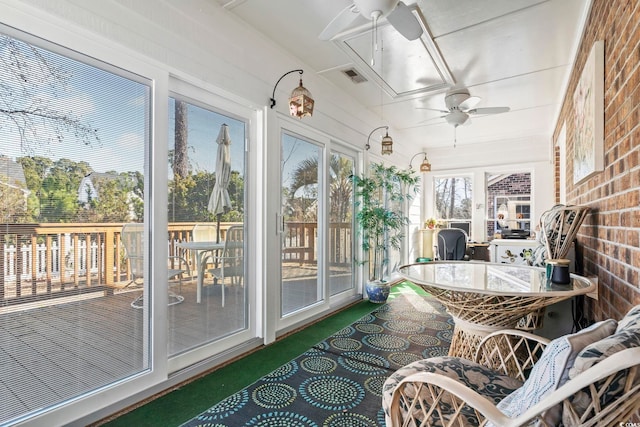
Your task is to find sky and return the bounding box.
[0,32,245,178]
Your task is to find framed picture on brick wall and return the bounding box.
[573,40,604,184]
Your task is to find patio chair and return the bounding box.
[121,223,188,309]
[383,304,640,426]
[436,228,468,260]
[192,223,218,243]
[208,225,244,307]
[191,223,218,270]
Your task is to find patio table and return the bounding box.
[398,261,595,359]
[176,241,225,303]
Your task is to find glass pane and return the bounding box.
[434,177,473,220]
[0,31,149,423]
[167,98,247,356]
[434,176,472,237]
[486,173,532,240]
[281,133,321,315]
[329,152,354,296]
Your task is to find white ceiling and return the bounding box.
[215,0,590,150]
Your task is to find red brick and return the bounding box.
[556,0,640,321]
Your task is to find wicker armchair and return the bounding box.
[383,326,640,426]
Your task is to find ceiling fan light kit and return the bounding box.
[420,88,510,127]
[416,88,511,147]
[445,110,469,127]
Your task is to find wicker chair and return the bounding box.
[383,313,640,427]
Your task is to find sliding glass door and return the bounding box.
[167,79,256,372]
[280,132,323,316]
[275,124,358,332]
[328,150,355,296]
[167,96,248,356]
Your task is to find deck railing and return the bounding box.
[0,221,351,306]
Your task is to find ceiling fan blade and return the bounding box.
[386,2,423,41]
[416,107,449,114]
[319,4,359,41]
[458,96,481,110]
[468,107,510,114]
[419,115,447,124]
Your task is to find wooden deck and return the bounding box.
[0,265,353,425]
[0,278,245,424]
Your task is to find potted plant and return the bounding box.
[425,217,437,229]
[353,162,419,303]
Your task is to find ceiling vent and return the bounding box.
[342,68,368,84]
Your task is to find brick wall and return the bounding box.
[553,0,639,321]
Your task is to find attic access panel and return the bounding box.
[336,8,454,98]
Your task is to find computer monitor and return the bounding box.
[448,222,470,237]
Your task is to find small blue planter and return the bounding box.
[365,280,390,303]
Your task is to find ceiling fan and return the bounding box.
[319,0,423,41]
[419,88,511,128]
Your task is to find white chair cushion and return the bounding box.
[492,319,617,426]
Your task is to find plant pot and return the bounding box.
[365,280,390,304]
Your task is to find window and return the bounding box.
[434,176,472,235]
[0,29,150,424]
[486,173,532,239]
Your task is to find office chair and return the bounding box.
[436,228,468,260]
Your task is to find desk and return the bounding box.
[176,241,224,303]
[466,242,490,261]
[398,261,595,359]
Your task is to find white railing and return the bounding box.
[3,239,102,283]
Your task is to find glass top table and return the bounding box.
[398,261,596,359]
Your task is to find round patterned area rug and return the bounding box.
[181,293,452,427]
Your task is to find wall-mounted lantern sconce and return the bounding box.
[409,151,431,172]
[270,69,314,118]
[365,125,393,155]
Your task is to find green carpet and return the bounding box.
[102,283,427,426]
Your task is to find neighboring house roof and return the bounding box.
[0,156,30,195]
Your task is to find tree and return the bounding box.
[16,156,52,193]
[79,177,133,222]
[40,188,78,222]
[287,154,353,223]
[173,100,188,178]
[0,174,29,222]
[328,155,354,223]
[0,34,99,155]
[435,176,472,219]
[37,158,91,221]
[353,163,419,282]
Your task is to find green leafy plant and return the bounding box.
[353,162,419,282]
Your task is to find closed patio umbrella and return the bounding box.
[207,123,232,242]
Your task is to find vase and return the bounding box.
[365,280,390,303]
